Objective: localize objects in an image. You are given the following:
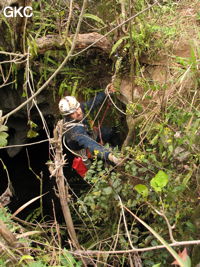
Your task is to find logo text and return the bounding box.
[3,6,33,18]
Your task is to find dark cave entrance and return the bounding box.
[0,129,87,222]
[0,110,126,222]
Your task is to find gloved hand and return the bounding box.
[105,83,116,94]
[108,153,122,165]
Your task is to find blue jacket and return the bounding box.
[63,92,110,160]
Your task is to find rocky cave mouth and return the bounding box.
[0,122,123,221]
[0,128,65,221]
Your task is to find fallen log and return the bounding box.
[36,32,111,54]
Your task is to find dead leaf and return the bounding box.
[171,248,189,266]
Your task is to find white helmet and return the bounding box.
[59,96,80,115]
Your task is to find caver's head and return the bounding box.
[59,96,83,121]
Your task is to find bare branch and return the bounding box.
[73,239,200,255]
[1,0,88,122]
[49,120,80,249]
[1,1,158,122]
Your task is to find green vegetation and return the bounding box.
[0,0,199,266]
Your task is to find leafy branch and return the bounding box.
[1,1,159,122]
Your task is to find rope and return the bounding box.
[91,95,108,127]
[105,56,127,115]
[105,82,127,116]
[100,101,111,126]
[92,56,126,129]
[62,122,89,160]
[63,136,88,160]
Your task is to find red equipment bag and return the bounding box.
[72,157,88,178]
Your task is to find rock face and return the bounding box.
[117,1,200,146]
[0,0,34,157]
[0,83,55,157]
[0,0,31,51]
